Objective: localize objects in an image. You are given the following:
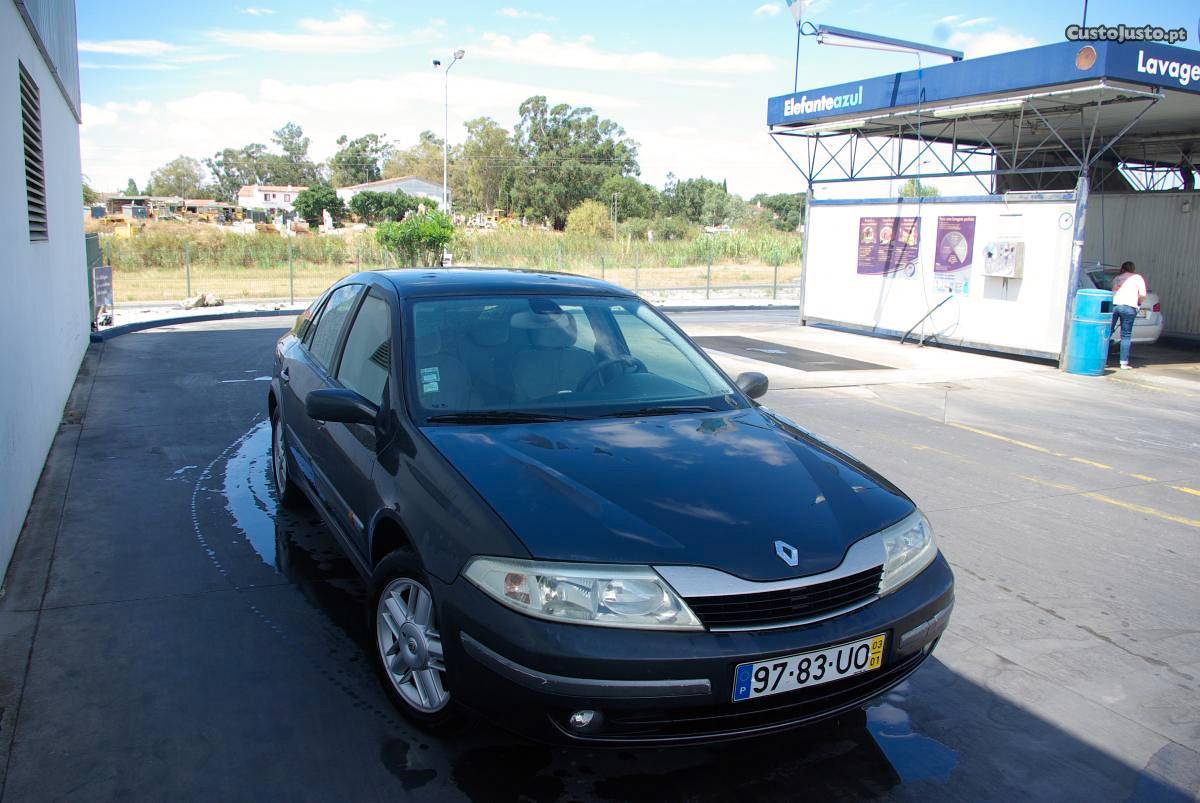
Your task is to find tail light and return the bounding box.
[1152,303,1161,313]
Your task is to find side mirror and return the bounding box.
[305,388,379,425]
[735,371,769,400]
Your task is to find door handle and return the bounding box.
[280,367,290,382]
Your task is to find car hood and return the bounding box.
[423,409,914,582]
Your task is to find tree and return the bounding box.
[330,133,395,188]
[458,117,517,214]
[662,176,725,223]
[375,212,454,266]
[348,190,419,223]
[82,182,100,204]
[269,122,323,186]
[898,179,939,198]
[292,185,345,226]
[145,156,208,197]
[566,200,614,237]
[384,131,446,185]
[124,178,139,195]
[750,192,806,231]
[205,143,272,202]
[505,96,639,229]
[599,175,658,222]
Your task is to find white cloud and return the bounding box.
[78,39,178,56]
[80,73,635,191]
[958,17,994,28]
[474,32,774,75]
[497,7,557,22]
[81,62,181,71]
[209,13,443,54]
[947,28,1037,58]
[753,4,781,17]
[239,6,274,14]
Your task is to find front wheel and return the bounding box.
[370,550,462,730]
[270,406,303,507]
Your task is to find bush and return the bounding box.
[654,216,693,241]
[293,185,346,227]
[565,200,614,238]
[618,217,652,240]
[375,212,454,266]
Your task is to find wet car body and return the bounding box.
[268,269,954,745]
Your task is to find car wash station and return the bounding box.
[769,39,1200,366]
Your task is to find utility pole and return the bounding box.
[434,50,465,214]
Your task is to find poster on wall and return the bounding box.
[933,215,976,294]
[857,217,920,277]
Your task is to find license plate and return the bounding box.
[1137,309,1148,318]
[732,634,886,702]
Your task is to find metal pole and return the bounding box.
[773,264,779,300]
[1058,173,1090,370]
[635,248,640,294]
[797,182,813,324]
[287,240,294,305]
[184,242,191,297]
[793,23,802,94]
[442,66,449,211]
[706,254,712,300]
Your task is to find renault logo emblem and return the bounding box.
[774,540,799,567]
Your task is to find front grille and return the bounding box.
[685,566,883,630]
[573,647,930,742]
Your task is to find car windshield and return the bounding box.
[1086,269,1115,291]
[406,295,740,421]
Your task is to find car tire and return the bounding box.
[370,549,462,731]
[270,406,304,507]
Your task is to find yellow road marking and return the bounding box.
[1171,486,1200,498]
[1018,476,1200,528]
[945,421,1053,454]
[1128,473,1158,482]
[1081,494,1200,529]
[1107,376,1197,397]
[1070,457,1112,470]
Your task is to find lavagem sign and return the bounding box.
[784,86,864,117]
[1136,48,1200,87]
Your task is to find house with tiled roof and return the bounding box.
[237,184,307,213]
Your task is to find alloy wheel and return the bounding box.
[272,416,287,491]
[376,578,449,713]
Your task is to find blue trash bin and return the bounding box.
[1065,288,1114,376]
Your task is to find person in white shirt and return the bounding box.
[1110,261,1147,369]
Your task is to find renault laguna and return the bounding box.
[268,269,954,744]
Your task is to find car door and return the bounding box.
[281,283,364,510]
[314,286,395,555]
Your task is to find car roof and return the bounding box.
[352,268,637,299]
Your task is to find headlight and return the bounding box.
[463,557,703,630]
[878,512,937,595]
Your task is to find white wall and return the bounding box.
[0,1,88,576]
[1084,192,1200,339]
[803,195,1077,358]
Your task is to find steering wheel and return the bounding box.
[575,356,647,392]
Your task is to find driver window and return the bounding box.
[337,290,392,406]
[610,305,707,390]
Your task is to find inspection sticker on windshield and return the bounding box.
[732,633,885,702]
[421,367,440,382]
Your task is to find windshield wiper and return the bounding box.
[599,405,719,419]
[425,410,581,424]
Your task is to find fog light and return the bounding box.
[568,709,603,732]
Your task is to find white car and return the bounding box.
[1083,266,1163,345]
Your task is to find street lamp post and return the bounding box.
[433,49,465,214]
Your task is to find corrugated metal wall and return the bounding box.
[1084,192,1200,339]
[13,0,80,120]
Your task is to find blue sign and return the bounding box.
[768,41,1200,128]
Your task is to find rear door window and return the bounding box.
[307,284,363,373]
[336,290,392,406]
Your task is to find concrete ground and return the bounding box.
[1,311,1197,801]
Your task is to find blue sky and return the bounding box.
[77,0,1198,196]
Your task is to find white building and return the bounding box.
[237,184,307,213]
[335,176,445,210]
[1,0,88,574]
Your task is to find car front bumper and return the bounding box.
[434,552,954,745]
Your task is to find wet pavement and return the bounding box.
[1,313,1198,801]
